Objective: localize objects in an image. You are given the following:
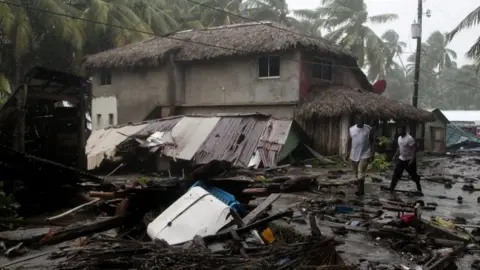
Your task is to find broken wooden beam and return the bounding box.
[242,193,281,225]
[45,198,101,222]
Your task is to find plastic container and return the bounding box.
[147,186,233,245]
[190,181,245,214]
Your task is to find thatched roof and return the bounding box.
[296,86,434,122]
[83,22,356,70]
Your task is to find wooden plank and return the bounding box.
[242,193,281,225]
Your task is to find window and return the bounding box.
[258,56,280,78]
[311,58,333,81]
[100,70,112,85]
[108,113,114,126]
[97,114,102,127]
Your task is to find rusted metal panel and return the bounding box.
[86,124,149,170]
[161,116,220,161]
[193,116,268,167]
[256,119,292,167]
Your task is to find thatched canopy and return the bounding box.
[296,86,434,122]
[84,22,356,70]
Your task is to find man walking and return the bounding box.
[389,126,423,195]
[349,115,375,196]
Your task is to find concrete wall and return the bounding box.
[182,51,300,105]
[91,49,367,125]
[179,104,295,118]
[92,96,117,130]
[92,68,169,124]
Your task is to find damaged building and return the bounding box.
[87,114,308,172]
[84,21,433,156]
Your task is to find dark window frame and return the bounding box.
[108,113,114,126]
[258,55,281,78]
[96,114,102,126]
[100,70,112,85]
[311,57,333,81]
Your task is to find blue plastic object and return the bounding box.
[190,181,245,215]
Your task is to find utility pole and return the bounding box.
[412,0,422,108]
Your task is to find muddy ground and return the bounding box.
[265,154,480,269]
[1,154,480,269]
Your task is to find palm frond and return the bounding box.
[446,5,480,42]
[368,13,398,24]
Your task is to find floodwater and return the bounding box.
[266,155,480,269]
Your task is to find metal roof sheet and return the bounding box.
[86,124,148,170]
[135,117,182,137]
[256,119,293,167]
[442,111,480,123]
[193,116,268,167]
[161,116,220,161]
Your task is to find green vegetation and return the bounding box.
[368,154,390,172]
[0,0,478,108]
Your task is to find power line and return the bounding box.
[0,0,365,70]
[1,0,478,89]
[0,0,457,70]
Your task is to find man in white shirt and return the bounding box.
[389,126,422,195]
[349,115,375,196]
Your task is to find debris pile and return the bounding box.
[51,234,345,269]
[1,146,480,269]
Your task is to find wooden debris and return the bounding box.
[39,216,126,246]
[242,193,281,225]
[45,198,101,222]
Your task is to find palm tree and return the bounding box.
[190,0,244,27]
[366,29,406,80]
[446,5,480,68]
[242,0,299,27]
[292,8,324,36]
[315,0,398,70]
[80,0,159,54]
[407,31,457,73]
[0,0,83,85]
[424,31,457,73]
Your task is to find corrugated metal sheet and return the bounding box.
[86,124,149,170]
[442,111,480,123]
[193,116,268,167]
[136,117,183,137]
[257,120,292,167]
[161,116,220,160]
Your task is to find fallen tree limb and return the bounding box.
[39,216,125,246]
[46,198,101,222]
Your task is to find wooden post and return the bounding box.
[77,89,86,170]
[14,84,27,152]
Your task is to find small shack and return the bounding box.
[0,67,91,168]
[423,108,449,153]
[296,87,434,155]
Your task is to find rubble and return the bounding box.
[0,140,479,269]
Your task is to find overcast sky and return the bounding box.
[287,0,479,67]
